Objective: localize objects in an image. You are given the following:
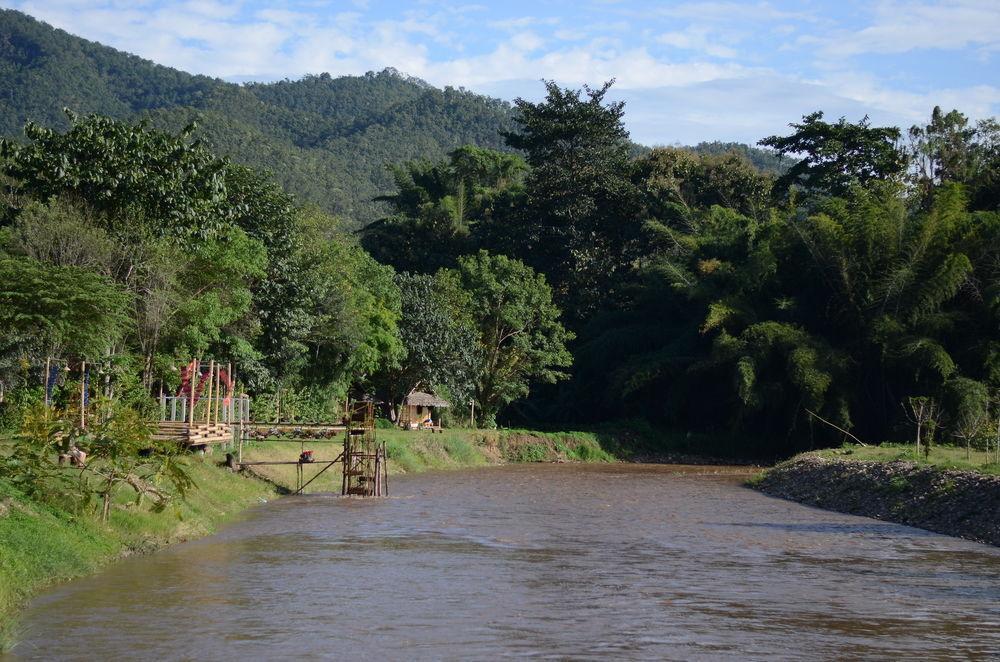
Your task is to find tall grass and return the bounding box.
[815,442,1000,475]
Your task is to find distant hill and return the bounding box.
[689,141,786,174]
[0,9,515,225]
[1,8,783,225]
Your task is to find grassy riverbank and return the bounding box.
[809,443,1000,475]
[0,426,616,650]
[0,458,276,650]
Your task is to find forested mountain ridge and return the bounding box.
[0,8,786,225]
[0,9,515,225]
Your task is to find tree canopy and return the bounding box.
[760,111,906,197]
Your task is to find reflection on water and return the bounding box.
[9,464,1000,660]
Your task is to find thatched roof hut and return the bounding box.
[401,391,450,429]
[404,391,451,408]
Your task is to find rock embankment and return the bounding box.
[753,456,1000,546]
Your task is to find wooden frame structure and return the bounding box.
[156,360,248,449]
[40,356,103,429]
[232,399,388,497]
[342,400,388,496]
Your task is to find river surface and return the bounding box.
[9,464,1000,660]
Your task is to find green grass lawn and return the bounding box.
[811,442,1000,475]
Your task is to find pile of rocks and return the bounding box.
[753,455,1000,546]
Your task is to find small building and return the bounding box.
[400,391,450,430]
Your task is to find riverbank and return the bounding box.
[0,458,275,650]
[0,427,615,651]
[236,428,616,492]
[751,450,1000,546]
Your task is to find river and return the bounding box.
[8,464,1000,660]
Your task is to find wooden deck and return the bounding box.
[153,421,233,446]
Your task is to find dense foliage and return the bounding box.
[1,8,997,460]
[363,82,999,457]
[0,111,571,437]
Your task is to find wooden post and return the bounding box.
[205,360,215,425]
[44,356,51,406]
[226,363,233,423]
[212,361,221,425]
[189,360,198,426]
[383,443,389,496]
[470,399,475,429]
[237,393,245,464]
[80,361,86,428]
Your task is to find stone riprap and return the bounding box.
[753,456,1000,547]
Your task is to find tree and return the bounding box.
[760,111,906,197]
[905,396,941,458]
[0,113,229,239]
[945,377,990,460]
[0,256,130,360]
[455,251,573,426]
[296,209,405,392]
[4,198,115,273]
[909,108,1000,211]
[633,147,773,223]
[0,404,78,502]
[375,271,479,418]
[361,146,526,274]
[908,106,977,191]
[501,80,644,322]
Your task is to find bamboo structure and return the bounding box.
[156,359,246,448]
[342,400,387,496]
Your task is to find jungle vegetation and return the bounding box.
[1,6,998,462]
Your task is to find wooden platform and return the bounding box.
[154,421,233,446]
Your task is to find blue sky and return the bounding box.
[5,0,998,145]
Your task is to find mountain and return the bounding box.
[689,141,786,174]
[0,9,515,226]
[1,8,784,225]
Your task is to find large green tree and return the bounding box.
[501,80,644,322]
[0,256,130,394]
[374,271,479,418]
[296,209,405,393]
[361,145,526,274]
[455,251,573,426]
[760,111,906,198]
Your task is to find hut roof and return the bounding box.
[405,391,450,407]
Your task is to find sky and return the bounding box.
[4,0,999,146]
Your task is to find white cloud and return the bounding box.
[812,0,1000,57]
[658,27,738,58]
[653,2,814,24]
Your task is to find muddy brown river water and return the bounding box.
[8,464,1000,660]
